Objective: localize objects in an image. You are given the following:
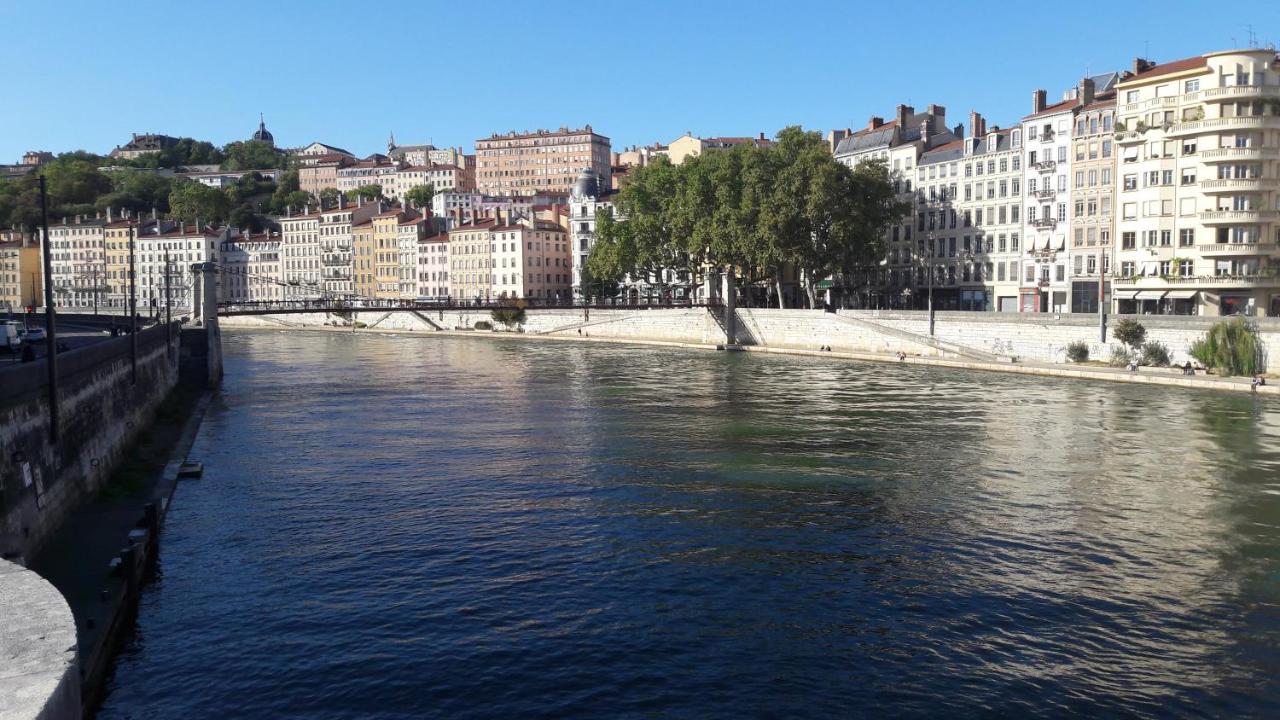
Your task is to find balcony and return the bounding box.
[1201,85,1280,101]
[1114,131,1145,144]
[1031,160,1056,173]
[1039,131,1056,142]
[1033,188,1056,200]
[1170,116,1280,136]
[1030,218,1057,230]
[1199,178,1269,193]
[1200,242,1279,256]
[1113,274,1280,288]
[1199,147,1278,162]
[1199,209,1279,224]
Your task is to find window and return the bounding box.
[1179,228,1195,247]
[1122,261,1135,277]
[1182,139,1197,155]
[1181,168,1196,185]
[1122,232,1136,249]
[1102,140,1112,158]
[1185,79,1200,93]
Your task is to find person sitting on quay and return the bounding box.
[1253,374,1267,392]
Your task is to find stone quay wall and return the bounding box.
[221,307,1279,373]
[0,322,181,563]
[0,559,80,720]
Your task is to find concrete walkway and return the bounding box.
[0,559,80,720]
[223,323,1278,396]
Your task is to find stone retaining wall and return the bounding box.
[0,323,181,563]
[221,308,1278,373]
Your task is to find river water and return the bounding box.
[98,330,1280,718]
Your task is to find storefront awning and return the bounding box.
[1114,290,1142,300]
[1163,290,1199,300]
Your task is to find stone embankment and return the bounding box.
[222,307,1279,394]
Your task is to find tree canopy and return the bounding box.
[221,140,285,172]
[403,183,435,212]
[168,180,230,224]
[588,127,906,307]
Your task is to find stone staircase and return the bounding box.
[832,313,1013,363]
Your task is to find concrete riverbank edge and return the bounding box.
[227,323,1278,396]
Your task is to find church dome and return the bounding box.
[573,167,597,198]
[252,114,274,146]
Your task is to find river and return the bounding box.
[98,330,1280,718]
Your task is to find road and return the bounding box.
[1,315,155,363]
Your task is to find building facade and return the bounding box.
[0,231,41,312]
[1113,49,1280,317]
[475,126,611,197]
[1069,78,1119,313]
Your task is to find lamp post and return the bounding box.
[1098,246,1108,343]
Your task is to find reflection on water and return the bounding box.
[100,331,1280,718]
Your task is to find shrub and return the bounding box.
[474,321,493,331]
[1109,345,1132,367]
[1190,318,1264,377]
[1112,319,1146,350]
[1139,341,1171,367]
[490,307,526,329]
[1065,341,1090,363]
[352,321,367,329]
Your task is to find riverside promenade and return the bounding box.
[221,307,1278,397]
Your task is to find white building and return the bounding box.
[280,208,322,300]
[568,168,615,299]
[1113,49,1280,317]
[219,230,283,303]
[1020,90,1076,312]
[417,232,449,299]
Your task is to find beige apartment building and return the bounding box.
[475,126,611,197]
[0,231,41,312]
[371,210,405,299]
[1069,80,1118,313]
[299,154,353,196]
[664,132,774,165]
[1114,49,1280,317]
[449,218,497,301]
[490,217,572,301]
[47,215,108,308]
[352,218,376,298]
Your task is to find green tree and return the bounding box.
[584,208,631,300]
[168,180,230,224]
[1112,319,1147,350]
[269,169,310,214]
[346,184,384,201]
[403,183,436,212]
[95,169,174,215]
[221,140,284,171]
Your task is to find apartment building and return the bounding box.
[398,214,428,299]
[337,158,400,195]
[391,163,474,200]
[134,223,224,314]
[833,104,959,308]
[490,216,572,301]
[371,210,406,299]
[475,126,611,197]
[569,168,616,298]
[220,230,284,303]
[1113,49,1280,317]
[1068,77,1120,313]
[957,114,1024,311]
[664,132,773,165]
[1020,90,1076,312]
[47,215,107,308]
[352,218,375,298]
[448,219,497,301]
[417,232,449,299]
[280,209,322,300]
[0,231,41,312]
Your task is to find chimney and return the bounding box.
[758,132,766,141]
[868,116,884,130]
[1032,89,1047,114]
[1078,77,1096,107]
[920,119,931,148]
[75,215,82,225]
[926,104,945,124]
[954,124,964,138]
[151,207,158,221]
[1132,57,1155,75]
[106,206,114,222]
[895,104,912,128]
[968,110,984,139]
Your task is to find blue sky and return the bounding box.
[1,0,1273,162]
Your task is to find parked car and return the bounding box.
[22,326,46,342]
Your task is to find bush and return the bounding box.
[1190,318,1264,377]
[473,321,493,331]
[1112,319,1146,349]
[490,307,526,328]
[352,321,367,329]
[1109,345,1132,367]
[1065,341,1090,363]
[1139,341,1171,367]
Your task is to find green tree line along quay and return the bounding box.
[584,126,906,309]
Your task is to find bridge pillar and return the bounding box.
[722,267,737,346]
[192,262,222,387]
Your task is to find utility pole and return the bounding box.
[165,249,172,354]
[38,176,59,442]
[129,221,137,384]
[1098,252,1108,343]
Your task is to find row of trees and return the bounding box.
[585,127,906,307]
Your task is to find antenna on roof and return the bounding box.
[1248,24,1257,46]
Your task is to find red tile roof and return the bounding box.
[1128,56,1208,82]
[1024,97,1077,120]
